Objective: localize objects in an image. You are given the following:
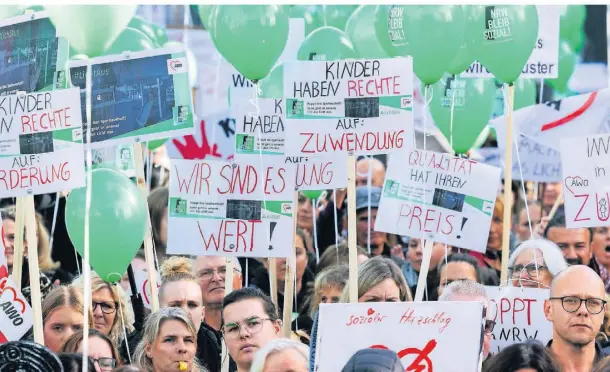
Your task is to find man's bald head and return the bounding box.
[549,265,604,297]
[356,158,386,187]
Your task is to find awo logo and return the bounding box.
[0,279,27,326]
[281,203,292,213]
[345,307,387,326]
[167,57,187,75]
[401,96,412,108]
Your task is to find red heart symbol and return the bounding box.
[1,285,26,314]
[367,308,375,316]
[564,176,585,196]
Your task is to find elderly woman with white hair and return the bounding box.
[250,338,309,372]
[507,238,568,288]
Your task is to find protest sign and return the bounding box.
[125,269,160,310]
[68,47,195,148]
[0,277,33,343]
[485,286,552,355]
[461,5,560,79]
[376,149,501,252]
[0,88,85,198]
[90,144,137,179]
[0,12,69,95]
[314,301,485,372]
[167,158,296,258]
[283,58,414,156]
[505,89,610,151]
[560,133,610,228]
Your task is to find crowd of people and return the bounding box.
[4,156,610,372]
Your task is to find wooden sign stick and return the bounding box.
[282,191,299,337]
[347,154,358,303]
[547,191,563,220]
[414,240,434,301]
[269,258,278,309]
[133,143,160,311]
[11,197,25,291]
[500,84,515,285]
[224,257,234,296]
[23,196,44,344]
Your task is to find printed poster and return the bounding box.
[314,301,485,372]
[485,286,552,355]
[90,144,137,179]
[167,158,296,258]
[0,277,33,343]
[69,47,195,148]
[0,88,85,197]
[461,5,560,79]
[0,12,69,95]
[283,57,414,156]
[560,133,610,228]
[375,149,501,252]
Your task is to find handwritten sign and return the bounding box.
[561,133,610,228]
[461,5,560,79]
[485,286,552,354]
[0,277,33,343]
[0,214,6,280]
[0,88,85,198]
[314,301,485,372]
[69,47,195,149]
[283,57,414,156]
[376,150,501,252]
[166,158,295,258]
[125,269,160,310]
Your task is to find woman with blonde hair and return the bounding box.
[309,265,348,318]
[42,285,93,353]
[133,307,206,372]
[340,256,412,303]
[72,273,134,346]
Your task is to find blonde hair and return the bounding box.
[250,338,309,372]
[133,307,206,372]
[71,273,135,345]
[42,285,93,328]
[310,265,348,318]
[158,256,200,303]
[340,256,412,303]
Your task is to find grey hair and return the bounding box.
[340,256,412,303]
[439,280,488,302]
[249,338,309,372]
[507,239,568,286]
[133,307,207,372]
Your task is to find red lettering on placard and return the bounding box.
[489,297,536,326]
[0,162,71,191]
[398,205,455,236]
[346,77,401,97]
[300,131,404,154]
[295,161,334,188]
[197,220,262,253]
[20,107,73,133]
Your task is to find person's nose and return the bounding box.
[565,247,578,259]
[211,269,223,282]
[93,305,104,318]
[576,300,590,317]
[176,339,188,354]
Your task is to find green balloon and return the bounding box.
[289,5,325,36]
[324,5,358,30]
[548,41,576,93]
[373,5,397,57]
[148,138,168,151]
[65,169,148,282]
[429,75,495,154]
[345,6,389,59]
[567,28,585,53]
[404,6,465,84]
[447,6,477,75]
[301,190,324,200]
[297,26,357,61]
[259,63,283,99]
[560,5,586,41]
[210,6,289,82]
[468,5,539,84]
[46,5,137,57]
[128,16,160,47]
[71,54,89,61]
[512,78,536,110]
[104,27,155,56]
[0,6,23,20]
[198,5,216,30]
[151,23,169,46]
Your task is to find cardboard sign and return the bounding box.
[125,269,160,310]
[485,286,552,355]
[0,88,85,197]
[90,144,137,178]
[0,12,69,95]
[0,277,33,343]
[68,47,195,148]
[283,57,414,156]
[314,301,485,372]
[376,149,501,252]
[560,133,610,228]
[461,5,560,79]
[167,158,295,258]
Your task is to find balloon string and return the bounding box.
[82,61,93,372]
[312,198,320,263]
[449,78,456,155]
[333,190,339,264]
[116,283,133,364]
[366,156,372,256]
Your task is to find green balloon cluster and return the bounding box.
[65,169,148,282]
[324,5,358,30]
[373,5,397,57]
[289,5,325,36]
[297,26,357,61]
[560,5,586,53]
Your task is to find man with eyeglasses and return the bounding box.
[544,265,609,371]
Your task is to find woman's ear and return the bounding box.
[145,342,152,359]
[274,319,283,335]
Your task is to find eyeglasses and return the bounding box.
[549,296,607,314]
[508,264,548,278]
[222,317,274,340]
[197,266,241,281]
[89,357,116,371]
[92,301,117,314]
[484,319,496,334]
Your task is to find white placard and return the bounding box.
[0,88,85,197]
[461,5,560,79]
[315,301,485,372]
[167,158,296,258]
[376,149,501,252]
[125,269,160,310]
[560,133,610,228]
[284,57,414,156]
[485,286,552,355]
[0,277,34,343]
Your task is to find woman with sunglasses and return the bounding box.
[62,329,122,372]
[507,239,568,288]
